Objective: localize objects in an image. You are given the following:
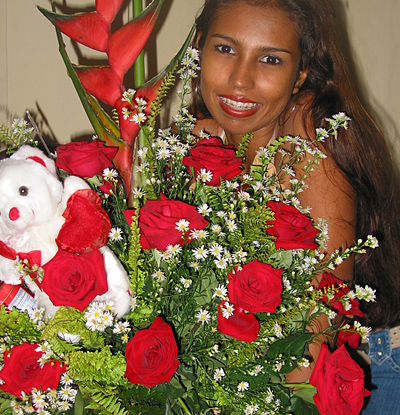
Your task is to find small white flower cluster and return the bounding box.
[178,46,200,83]
[84,301,115,332]
[10,372,77,415]
[121,88,148,126]
[1,118,37,149]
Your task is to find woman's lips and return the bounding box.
[218,96,260,118]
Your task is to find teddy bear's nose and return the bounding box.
[9,207,20,221]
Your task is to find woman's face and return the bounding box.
[199,2,307,143]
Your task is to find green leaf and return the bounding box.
[290,389,319,415]
[266,332,312,359]
[269,249,293,268]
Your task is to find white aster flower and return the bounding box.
[197,203,212,216]
[237,381,249,392]
[226,219,237,232]
[197,168,213,183]
[130,296,138,311]
[175,219,190,232]
[156,147,172,160]
[60,372,73,386]
[152,269,166,282]
[180,277,192,288]
[166,244,182,257]
[209,242,223,258]
[214,257,229,269]
[192,245,208,260]
[109,227,123,241]
[102,168,118,179]
[130,112,147,125]
[196,309,211,325]
[214,368,225,381]
[213,285,228,299]
[29,307,45,323]
[221,301,235,319]
[132,187,146,198]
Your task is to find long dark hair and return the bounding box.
[193,0,400,328]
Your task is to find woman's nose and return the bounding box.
[228,57,255,90]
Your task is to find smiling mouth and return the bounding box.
[219,96,260,110]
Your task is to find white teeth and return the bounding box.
[220,97,258,110]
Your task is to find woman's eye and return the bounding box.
[19,186,29,196]
[215,44,234,54]
[261,55,282,65]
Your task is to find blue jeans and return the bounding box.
[361,329,400,414]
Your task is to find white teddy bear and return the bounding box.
[0,146,131,318]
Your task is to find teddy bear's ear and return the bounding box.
[10,146,57,177]
[27,156,47,168]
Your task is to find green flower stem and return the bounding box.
[283,383,316,389]
[177,397,193,415]
[133,0,145,88]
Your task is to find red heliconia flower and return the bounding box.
[39,0,194,197]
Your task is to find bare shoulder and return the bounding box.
[278,94,356,282]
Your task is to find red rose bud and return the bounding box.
[217,301,259,343]
[41,249,108,312]
[266,201,320,250]
[56,141,118,178]
[318,272,363,317]
[0,343,66,398]
[336,329,361,349]
[124,317,179,387]
[182,137,243,186]
[227,260,283,313]
[138,194,209,251]
[57,189,111,254]
[310,344,371,415]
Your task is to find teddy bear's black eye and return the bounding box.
[19,186,29,196]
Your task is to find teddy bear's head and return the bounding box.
[0,146,64,235]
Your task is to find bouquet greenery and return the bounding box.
[0,2,377,415]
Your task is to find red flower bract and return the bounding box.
[41,249,108,311]
[139,194,209,251]
[182,136,243,186]
[228,260,283,313]
[57,189,111,254]
[266,201,320,250]
[124,317,179,387]
[55,141,118,178]
[0,343,66,398]
[310,344,371,415]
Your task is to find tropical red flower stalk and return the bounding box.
[38,0,187,195]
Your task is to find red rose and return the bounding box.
[217,301,259,343]
[57,189,111,254]
[56,141,118,178]
[0,343,66,398]
[310,344,371,415]
[41,249,108,311]
[266,201,320,250]
[319,272,363,317]
[124,317,179,387]
[139,194,209,251]
[182,137,243,186]
[228,260,283,313]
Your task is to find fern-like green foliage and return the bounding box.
[40,307,104,351]
[235,132,253,158]
[66,346,128,385]
[0,306,39,343]
[0,122,37,154]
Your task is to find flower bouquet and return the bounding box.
[0,1,377,415]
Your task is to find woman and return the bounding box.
[191,0,400,413]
